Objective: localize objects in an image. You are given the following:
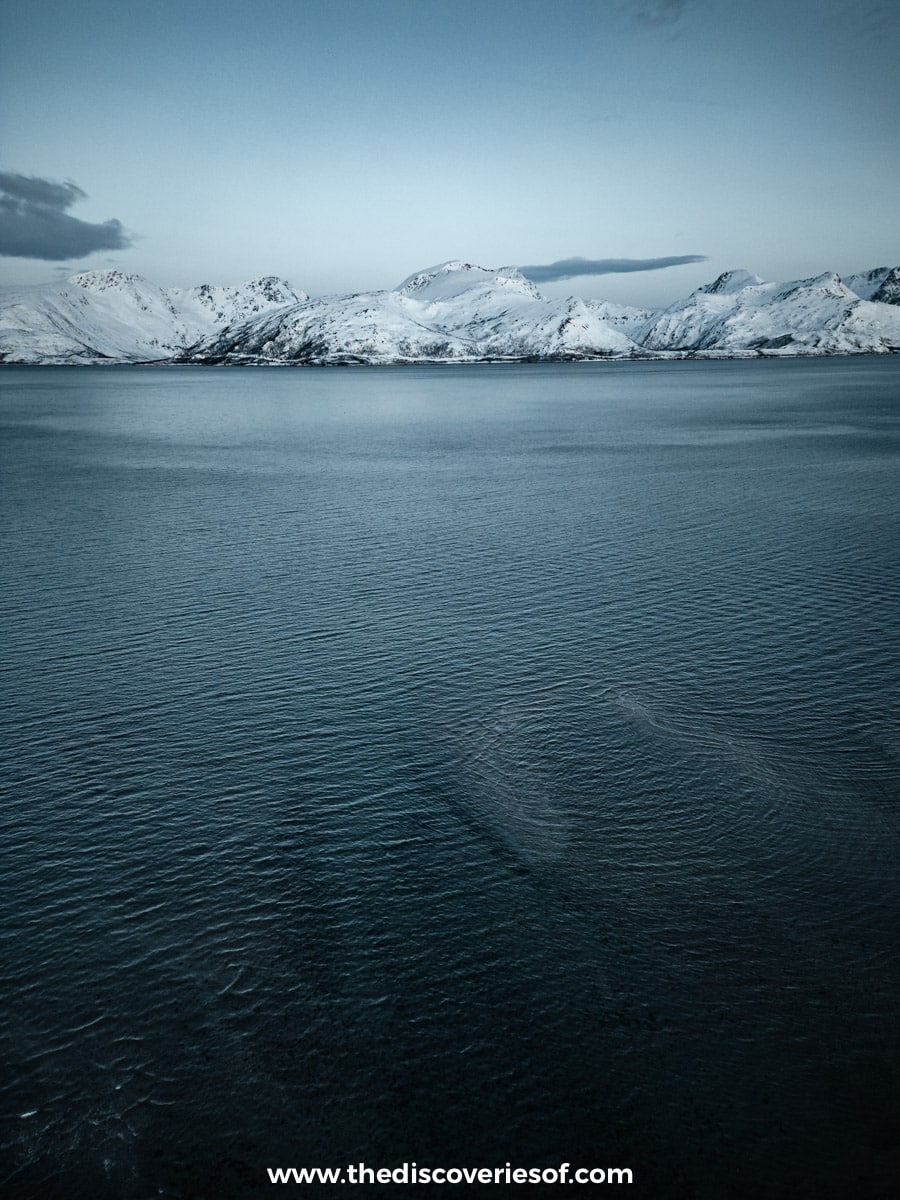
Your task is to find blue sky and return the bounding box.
[1,0,898,305]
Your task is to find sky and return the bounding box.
[1,0,898,307]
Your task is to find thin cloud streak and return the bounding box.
[632,0,690,26]
[0,171,133,260]
[520,255,708,283]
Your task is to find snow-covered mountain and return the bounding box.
[2,261,898,365]
[0,270,305,363]
[193,262,640,364]
[843,266,900,304]
[637,270,900,356]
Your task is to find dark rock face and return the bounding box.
[873,268,900,306]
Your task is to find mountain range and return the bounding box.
[2,261,898,365]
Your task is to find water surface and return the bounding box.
[2,360,899,1198]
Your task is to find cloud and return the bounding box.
[0,171,133,260]
[632,0,689,25]
[519,255,708,283]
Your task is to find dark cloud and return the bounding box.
[520,255,708,283]
[0,171,133,260]
[632,0,689,26]
[0,172,87,210]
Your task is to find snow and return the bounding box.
[2,262,898,365]
[0,271,304,363]
[638,268,900,356]
[844,267,900,306]
[396,261,543,303]
[696,269,766,295]
[844,267,892,301]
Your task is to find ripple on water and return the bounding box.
[2,361,899,1199]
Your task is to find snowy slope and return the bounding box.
[585,298,658,341]
[872,268,900,306]
[188,262,641,364]
[0,272,184,363]
[0,270,305,363]
[843,267,900,304]
[638,270,900,356]
[168,277,306,334]
[193,291,480,364]
[2,262,899,364]
[395,262,638,359]
[396,261,543,303]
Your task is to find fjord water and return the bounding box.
[1,360,898,1199]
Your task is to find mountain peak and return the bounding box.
[698,269,765,295]
[395,261,542,301]
[168,278,307,322]
[776,272,854,302]
[872,267,900,305]
[241,276,306,302]
[68,269,154,293]
[845,266,900,304]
